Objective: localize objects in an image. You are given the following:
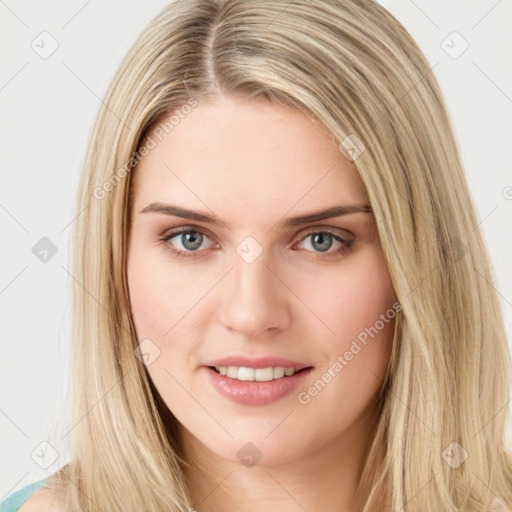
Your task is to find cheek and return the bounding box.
[126,243,189,341]
[128,259,164,340]
[126,246,203,410]
[300,244,395,346]
[127,239,211,344]
[300,246,395,409]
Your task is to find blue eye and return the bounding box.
[159,227,354,260]
[299,230,353,256]
[160,229,213,258]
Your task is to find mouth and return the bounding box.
[208,365,312,382]
[205,364,314,406]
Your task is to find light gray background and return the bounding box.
[1,0,511,500]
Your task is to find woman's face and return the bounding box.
[127,94,397,467]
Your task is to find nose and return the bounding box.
[217,251,291,340]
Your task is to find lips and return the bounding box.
[202,355,314,406]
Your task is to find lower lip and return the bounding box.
[204,367,314,406]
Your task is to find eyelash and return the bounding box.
[158,227,354,260]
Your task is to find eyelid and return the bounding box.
[298,225,354,240]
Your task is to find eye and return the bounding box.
[159,226,354,260]
[295,228,354,258]
[159,228,216,259]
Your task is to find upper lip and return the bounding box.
[203,356,312,370]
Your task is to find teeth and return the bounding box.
[213,366,300,381]
[273,367,285,379]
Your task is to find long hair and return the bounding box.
[45,0,512,510]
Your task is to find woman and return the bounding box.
[3,0,511,510]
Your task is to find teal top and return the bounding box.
[0,479,47,512]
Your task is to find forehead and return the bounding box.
[131,95,367,219]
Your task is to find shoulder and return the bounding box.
[18,488,67,512]
[0,480,45,512]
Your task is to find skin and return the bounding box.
[127,93,397,511]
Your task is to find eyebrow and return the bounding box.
[140,202,372,228]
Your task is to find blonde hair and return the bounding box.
[44,0,512,510]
